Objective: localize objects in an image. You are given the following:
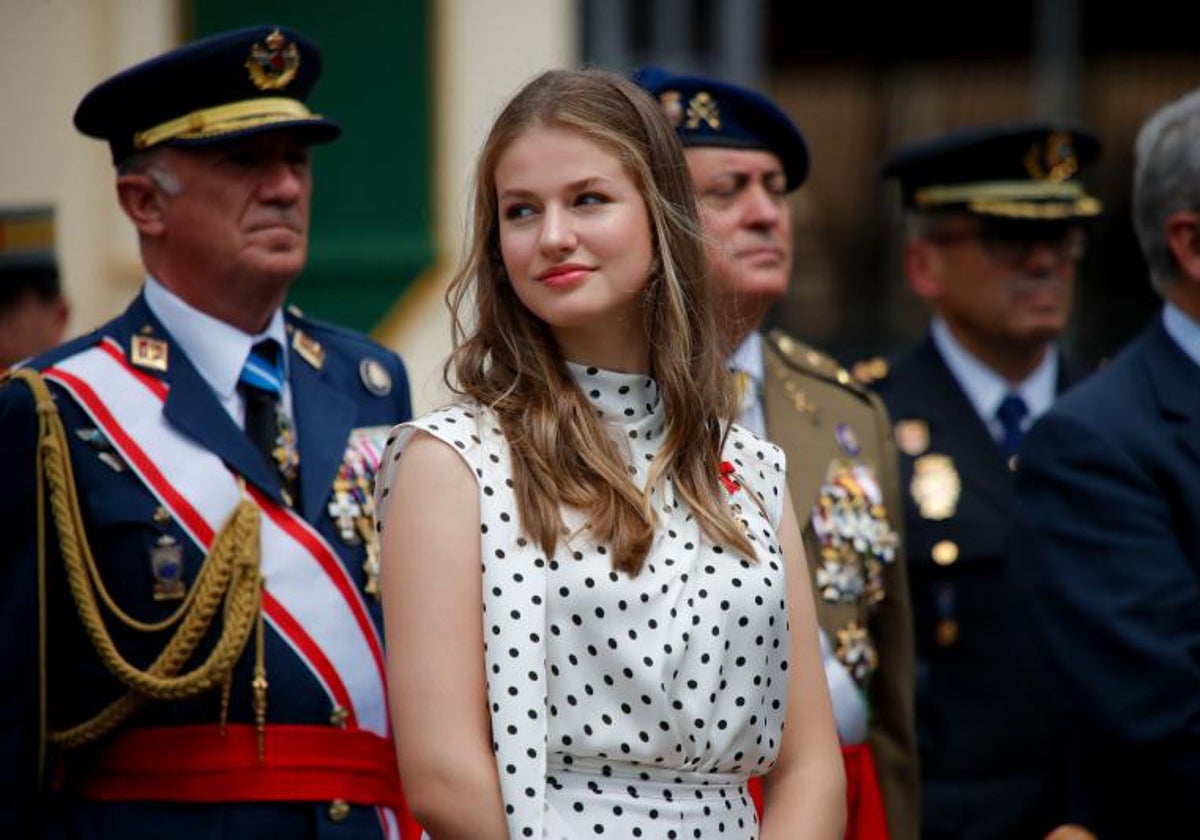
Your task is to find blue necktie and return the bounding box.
[240,339,284,397]
[239,340,296,490]
[995,392,1029,458]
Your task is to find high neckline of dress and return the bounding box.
[567,362,660,426]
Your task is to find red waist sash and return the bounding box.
[65,724,405,809]
[749,742,889,839]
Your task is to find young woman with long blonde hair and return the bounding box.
[375,68,843,839]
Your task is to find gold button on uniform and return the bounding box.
[936,618,959,647]
[328,799,351,821]
[329,705,349,727]
[932,540,959,566]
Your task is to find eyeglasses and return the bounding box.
[926,223,1087,267]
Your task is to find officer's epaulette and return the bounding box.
[850,355,891,386]
[766,329,867,396]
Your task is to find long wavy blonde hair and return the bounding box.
[446,68,755,575]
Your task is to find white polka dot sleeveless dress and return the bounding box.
[376,364,793,838]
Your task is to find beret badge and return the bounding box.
[685,91,721,131]
[658,91,684,128]
[245,28,300,91]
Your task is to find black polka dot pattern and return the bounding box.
[375,365,789,837]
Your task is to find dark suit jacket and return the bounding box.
[1014,315,1200,838]
[0,294,412,839]
[874,334,1072,839]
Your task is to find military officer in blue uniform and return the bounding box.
[635,67,919,840]
[865,124,1102,839]
[0,26,419,839]
[1015,87,1200,839]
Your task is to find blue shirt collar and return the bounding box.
[1162,302,1200,369]
[930,318,1058,427]
[143,275,288,400]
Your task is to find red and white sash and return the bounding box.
[45,337,389,738]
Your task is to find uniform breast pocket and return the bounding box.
[77,482,202,622]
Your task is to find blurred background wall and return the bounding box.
[3,0,1196,410]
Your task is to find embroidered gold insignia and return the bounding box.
[245,28,300,91]
[131,335,169,372]
[1023,131,1079,183]
[685,91,721,130]
[910,453,961,520]
[851,356,889,384]
[292,329,325,370]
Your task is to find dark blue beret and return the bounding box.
[74,25,341,166]
[632,66,809,192]
[881,122,1102,221]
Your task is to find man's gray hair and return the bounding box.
[1133,87,1200,295]
[117,148,183,197]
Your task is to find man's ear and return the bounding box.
[904,237,943,302]
[1165,211,1200,284]
[116,172,168,237]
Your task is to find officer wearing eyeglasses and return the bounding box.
[862,124,1103,840]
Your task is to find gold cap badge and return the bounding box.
[246,29,300,91]
[1023,132,1078,183]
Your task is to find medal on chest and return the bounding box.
[811,460,898,609]
[327,427,391,599]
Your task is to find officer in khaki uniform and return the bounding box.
[868,124,1102,840]
[635,67,918,840]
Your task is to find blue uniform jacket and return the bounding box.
[873,334,1073,839]
[1014,317,1200,838]
[0,293,412,839]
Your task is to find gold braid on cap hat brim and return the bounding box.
[133,97,320,151]
[915,179,1103,219]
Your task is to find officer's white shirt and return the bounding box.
[1162,302,1200,369]
[143,275,293,428]
[931,318,1057,443]
[728,330,766,437]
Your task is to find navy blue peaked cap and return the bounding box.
[881,122,1102,221]
[75,25,341,166]
[632,66,809,191]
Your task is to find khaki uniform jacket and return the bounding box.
[761,330,919,840]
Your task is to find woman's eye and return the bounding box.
[576,192,607,207]
[503,203,535,220]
